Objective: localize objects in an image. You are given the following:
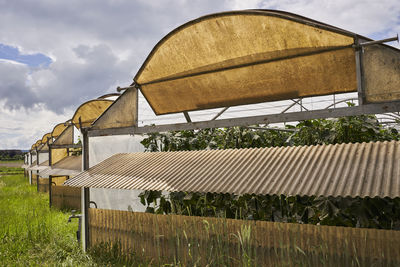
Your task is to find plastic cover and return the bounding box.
[88,135,145,168]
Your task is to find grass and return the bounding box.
[0,170,94,266]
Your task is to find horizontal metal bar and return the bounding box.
[246,126,298,132]
[88,126,135,137]
[87,101,400,137]
[50,144,82,149]
[354,35,399,48]
[324,98,357,109]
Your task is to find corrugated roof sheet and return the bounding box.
[64,141,400,198]
[39,155,82,178]
[27,160,50,171]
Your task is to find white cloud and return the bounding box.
[258,0,400,42]
[0,0,399,149]
[0,101,72,149]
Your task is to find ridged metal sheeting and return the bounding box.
[27,160,50,171]
[64,141,400,198]
[39,155,82,178]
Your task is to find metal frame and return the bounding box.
[86,35,400,138]
[88,100,400,137]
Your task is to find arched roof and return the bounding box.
[71,99,113,129]
[32,140,42,150]
[51,122,69,138]
[41,132,51,144]
[134,10,362,115]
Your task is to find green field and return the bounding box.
[0,168,148,266]
[0,172,91,266]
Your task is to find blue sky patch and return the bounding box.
[0,43,52,67]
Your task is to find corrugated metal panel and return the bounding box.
[27,160,50,171]
[39,156,82,178]
[64,141,400,198]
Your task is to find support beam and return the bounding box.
[183,111,192,122]
[355,38,366,105]
[82,129,89,171]
[246,126,298,132]
[82,187,90,252]
[50,144,82,149]
[49,176,52,208]
[212,107,229,120]
[36,171,39,192]
[87,101,400,136]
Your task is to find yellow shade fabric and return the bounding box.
[51,122,68,138]
[41,133,51,144]
[135,10,358,115]
[71,100,113,129]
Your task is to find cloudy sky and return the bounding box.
[0,0,399,149]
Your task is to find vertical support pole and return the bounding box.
[49,175,52,208]
[36,149,39,166]
[29,152,32,184]
[36,170,39,192]
[48,140,52,167]
[82,129,89,171]
[355,37,366,105]
[134,87,139,126]
[82,187,90,251]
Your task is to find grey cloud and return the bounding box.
[0,0,230,113]
[31,44,132,113]
[0,61,39,109]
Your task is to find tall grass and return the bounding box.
[0,173,93,266]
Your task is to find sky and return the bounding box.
[0,0,399,149]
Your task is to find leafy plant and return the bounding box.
[139,113,400,229]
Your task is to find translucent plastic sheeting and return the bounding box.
[38,152,49,165]
[88,135,145,168]
[53,125,74,145]
[71,100,113,129]
[90,188,146,212]
[51,148,68,165]
[135,10,358,115]
[363,44,400,103]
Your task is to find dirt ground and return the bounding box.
[0,161,23,167]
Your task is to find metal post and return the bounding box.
[49,175,52,208]
[48,139,52,167]
[36,170,39,192]
[82,129,89,171]
[82,187,90,251]
[355,37,366,105]
[134,88,139,126]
